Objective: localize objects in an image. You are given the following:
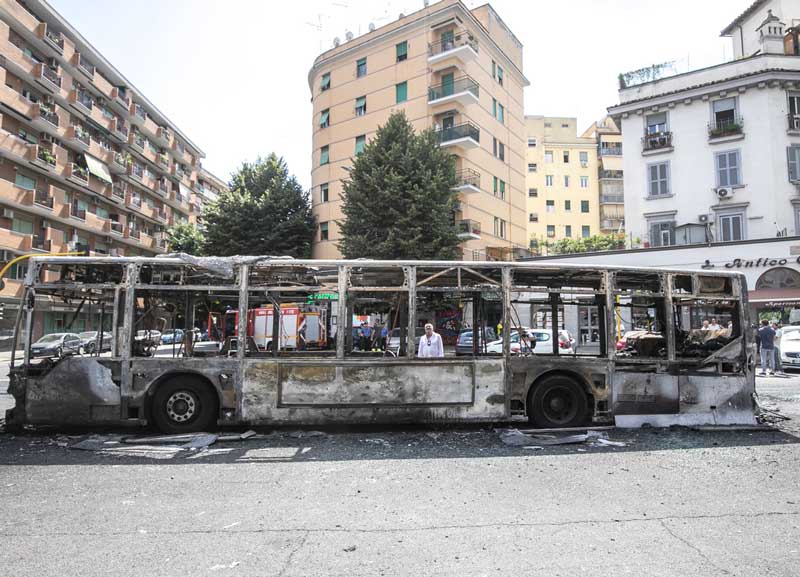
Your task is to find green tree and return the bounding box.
[544,233,626,255]
[201,154,314,257]
[339,111,460,260]
[166,222,205,254]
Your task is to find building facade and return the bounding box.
[611,0,800,249]
[0,0,223,336]
[308,0,530,261]
[524,116,599,249]
[581,116,624,234]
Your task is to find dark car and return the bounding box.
[30,333,82,358]
[455,327,497,355]
[78,331,113,354]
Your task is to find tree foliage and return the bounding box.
[545,233,626,255]
[338,111,460,260]
[166,222,204,255]
[201,154,314,257]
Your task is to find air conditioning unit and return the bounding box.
[40,132,54,143]
[42,220,50,228]
[3,208,14,219]
[716,187,733,199]
[698,214,710,223]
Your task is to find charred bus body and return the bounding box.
[6,257,756,433]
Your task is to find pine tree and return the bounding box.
[201,154,315,257]
[339,111,460,260]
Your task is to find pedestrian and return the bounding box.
[773,320,784,374]
[757,319,776,376]
[380,324,389,351]
[418,322,444,358]
[371,321,380,351]
[360,322,372,351]
[709,317,721,331]
[496,321,503,338]
[701,319,710,330]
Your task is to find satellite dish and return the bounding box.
[368,22,375,32]
[345,30,354,41]
[333,37,340,47]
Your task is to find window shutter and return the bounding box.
[789,147,800,181]
[729,151,740,185]
[649,223,660,246]
[717,153,728,186]
[355,96,366,108]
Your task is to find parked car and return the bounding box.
[387,327,426,353]
[161,329,185,345]
[484,329,574,355]
[455,327,497,355]
[780,328,800,369]
[78,331,113,353]
[30,333,82,358]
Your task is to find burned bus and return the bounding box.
[5,256,757,433]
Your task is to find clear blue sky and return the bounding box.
[49,0,752,190]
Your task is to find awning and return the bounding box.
[748,288,800,304]
[84,154,113,185]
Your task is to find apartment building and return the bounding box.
[610,0,800,248]
[309,0,530,261]
[524,116,599,249]
[580,116,623,234]
[0,0,220,334]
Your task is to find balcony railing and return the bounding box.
[39,64,61,89]
[128,227,141,240]
[34,190,54,209]
[428,76,479,102]
[75,90,93,111]
[44,29,64,52]
[158,180,169,195]
[110,221,124,234]
[38,105,59,127]
[642,131,672,151]
[78,53,95,76]
[70,203,86,220]
[457,219,481,238]
[428,32,478,57]
[115,119,129,138]
[69,163,89,183]
[129,195,142,208]
[133,103,146,120]
[157,154,169,168]
[156,210,167,222]
[35,146,56,168]
[112,182,126,199]
[599,170,623,179]
[32,235,51,251]
[130,164,144,180]
[453,168,480,189]
[708,116,743,138]
[72,126,90,146]
[601,218,624,229]
[113,152,127,167]
[131,134,145,150]
[599,144,622,156]
[789,114,800,131]
[115,87,130,107]
[600,194,625,204]
[436,122,480,145]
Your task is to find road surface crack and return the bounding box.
[659,518,734,576]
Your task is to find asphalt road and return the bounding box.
[0,363,799,576]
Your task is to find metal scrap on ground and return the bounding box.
[498,428,629,448]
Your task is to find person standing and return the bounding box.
[758,319,776,376]
[709,317,721,331]
[380,324,389,351]
[773,320,784,374]
[418,323,444,358]
[496,321,503,339]
[700,319,710,330]
[360,322,372,351]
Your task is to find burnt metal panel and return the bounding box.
[612,372,679,415]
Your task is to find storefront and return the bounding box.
[525,236,800,326]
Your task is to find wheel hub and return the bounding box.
[165,390,197,423]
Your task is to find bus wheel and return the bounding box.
[527,375,589,428]
[151,377,218,434]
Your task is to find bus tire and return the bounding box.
[527,375,589,428]
[151,376,218,434]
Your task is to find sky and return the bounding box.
[49,0,754,190]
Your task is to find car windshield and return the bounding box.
[36,334,62,343]
[79,332,97,339]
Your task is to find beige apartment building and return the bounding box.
[581,116,623,234]
[0,0,224,334]
[308,0,530,260]
[525,116,599,249]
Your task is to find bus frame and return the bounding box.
[5,256,757,432]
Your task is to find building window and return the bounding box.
[498,103,505,124]
[528,188,538,197]
[565,225,572,238]
[11,217,33,234]
[547,225,555,237]
[493,137,497,157]
[527,163,537,173]
[14,173,36,190]
[646,112,667,134]
[580,176,589,188]
[545,150,553,163]
[711,97,736,129]
[320,146,329,165]
[355,96,366,116]
[320,221,329,241]
[544,122,552,127]
[563,151,569,163]
[647,161,670,196]
[649,220,675,247]
[491,60,496,79]
[497,65,503,86]
[582,225,590,238]
[546,200,555,213]
[529,213,538,222]
[356,57,367,77]
[545,175,553,187]
[717,211,745,242]
[355,135,366,155]
[789,92,800,121]
[581,200,590,213]
[395,81,407,103]
[320,72,330,92]
[564,200,571,212]
[579,151,588,165]
[492,98,496,118]
[320,182,329,203]
[499,142,505,162]
[561,123,569,128]
[715,150,741,187]
[396,41,408,62]
[528,138,537,147]
[499,179,505,200]
[319,109,330,129]
[564,175,570,187]
[788,145,800,181]
[493,217,506,239]
[9,261,27,280]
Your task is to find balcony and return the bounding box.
[128,227,141,240]
[32,104,59,130]
[113,118,129,142]
[67,125,91,150]
[451,168,480,194]
[34,189,54,209]
[110,220,124,235]
[113,87,130,110]
[129,132,145,152]
[34,63,62,93]
[427,31,478,65]
[32,235,51,252]
[73,53,95,79]
[708,116,743,139]
[0,227,32,251]
[39,24,64,53]
[599,170,623,180]
[156,127,172,146]
[600,194,625,204]
[31,145,57,170]
[601,218,624,230]
[128,163,144,181]
[69,89,93,114]
[642,131,673,153]
[428,76,479,107]
[130,102,147,125]
[67,163,89,185]
[69,202,86,220]
[457,219,481,240]
[127,193,142,209]
[111,181,127,202]
[111,152,128,173]
[158,179,170,196]
[436,122,480,149]
[155,209,167,222]
[157,153,170,171]
[789,114,800,132]
[599,144,622,157]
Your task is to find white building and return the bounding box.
[610,0,800,248]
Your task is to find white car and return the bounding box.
[779,327,800,368]
[484,329,574,355]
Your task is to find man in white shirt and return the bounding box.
[418,323,444,358]
[708,317,721,331]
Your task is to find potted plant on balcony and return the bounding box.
[38,148,56,166]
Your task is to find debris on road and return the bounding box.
[497,428,628,449]
[287,430,327,438]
